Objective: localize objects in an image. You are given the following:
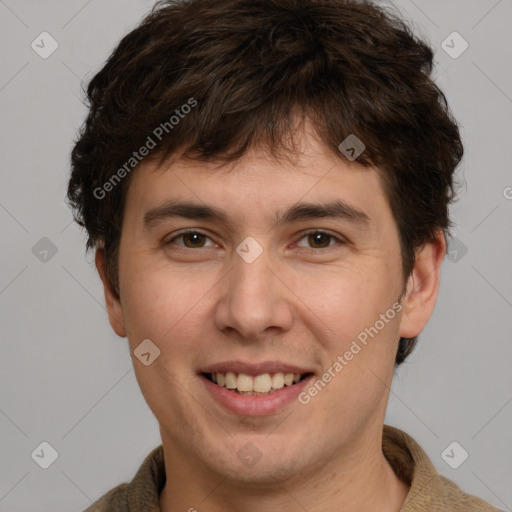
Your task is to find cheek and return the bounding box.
[120,265,215,409]
[120,262,213,349]
[290,262,400,351]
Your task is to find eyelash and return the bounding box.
[164,228,346,250]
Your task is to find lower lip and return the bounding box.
[201,374,314,416]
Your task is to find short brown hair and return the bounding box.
[66,0,463,365]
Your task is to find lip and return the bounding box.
[200,365,315,416]
[199,360,313,376]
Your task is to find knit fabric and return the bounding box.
[84,425,501,511]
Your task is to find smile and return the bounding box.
[203,371,312,395]
[199,362,315,415]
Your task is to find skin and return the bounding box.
[96,123,445,512]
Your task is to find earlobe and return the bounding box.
[398,231,446,339]
[95,247,127,338]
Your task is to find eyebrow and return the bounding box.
[143,199,371,229]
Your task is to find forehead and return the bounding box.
[124,134,390,228]
[123,125,396,244]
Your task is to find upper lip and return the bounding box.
[200,361,314,376]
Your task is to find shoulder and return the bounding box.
[82,445,165,512]
[423,473,504,511]
[426,474,501,512]
[383,425,502,512]
[82,483,128,512]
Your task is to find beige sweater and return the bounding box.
[84,425,502,511]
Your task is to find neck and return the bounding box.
[159,428,410,512]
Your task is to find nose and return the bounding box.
[214,249,293,340]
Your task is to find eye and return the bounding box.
[296,230,344,249]
[165,229,216,249]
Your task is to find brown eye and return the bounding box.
[182,232,207,248]
[166,230,215,248]
[307,232,332,248]
[296,230,344,250]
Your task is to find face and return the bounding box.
[98,125,442,487]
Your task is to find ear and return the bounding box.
[95,247,127,338]
[398,230,446,339]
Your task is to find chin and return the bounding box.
[206,440,309,486]
[228,458,299,487]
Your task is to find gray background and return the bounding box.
[1,0,511,510]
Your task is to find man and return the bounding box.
[67,0,500,510]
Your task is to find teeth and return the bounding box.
[253,374,272,393]
[237,373,253,392]
[271,372,285,389]
[225,371,237,389]
[211,371,303,393]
